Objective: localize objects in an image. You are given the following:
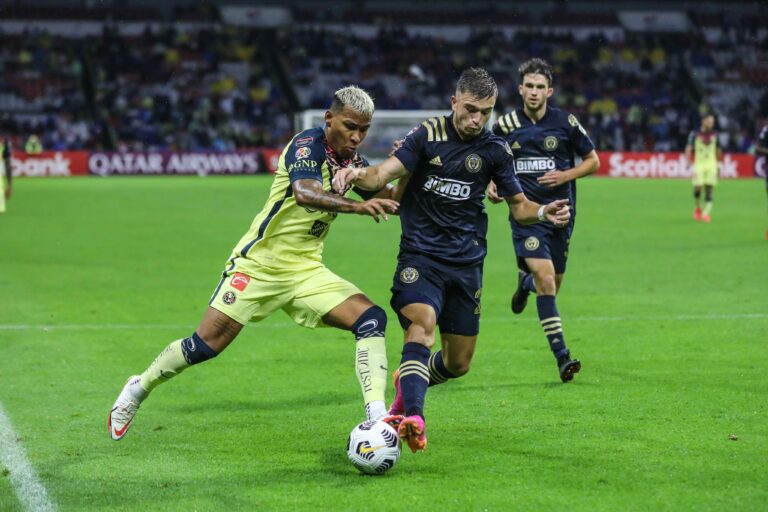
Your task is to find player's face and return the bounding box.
[519,73,553,113]
[451,91,496,140]
[702,116,714,131]
[324,107,371,159]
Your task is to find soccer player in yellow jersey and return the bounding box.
[0,138,11,214]
[109,86,400,441]
[685,114,721,223]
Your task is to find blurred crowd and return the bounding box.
[0,7,766,154]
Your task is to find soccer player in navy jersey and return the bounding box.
[333,68,571,452]
[488,58,599,382]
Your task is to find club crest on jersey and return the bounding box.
[222,291,237,305]
[295,147,311,159]
[465,154,483,173]
[524,236,540,251]
[230,273,251,292]
[544,136,559,151]
[400,267,419,283]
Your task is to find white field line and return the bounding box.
[0,313,766,331]
[0,402,57,512]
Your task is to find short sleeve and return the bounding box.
[492,142,523,197]
[566,113,596,156]
[759,125,768,146]
[686,131,696,147]
[284,133,326,183]
[393,123,427,173]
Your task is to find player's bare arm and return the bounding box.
[292,178,398,223]
[506,193,570,227]
[332,155,409,194]
[537,150,600,188]
[756,144,768,156]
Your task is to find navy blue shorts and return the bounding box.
[512,221,573,275]
[390,252,483,337]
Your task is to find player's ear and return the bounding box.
[547,87,554,98]
[324,110,333,127]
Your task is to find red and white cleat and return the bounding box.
[693,207,702,221]
[108,375,143,441]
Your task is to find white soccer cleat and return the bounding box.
[108,375,144,441]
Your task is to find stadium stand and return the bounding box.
[0,1,765,154]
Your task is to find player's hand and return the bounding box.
[388,139,404,157]
[332,167,362,195]
[537,171,568,188]
[485,180,503,204]
[544,199,570,227]
[355,198,399,223]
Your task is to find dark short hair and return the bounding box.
[456,67,498,100]
[518,58,554,87]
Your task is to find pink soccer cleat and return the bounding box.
[398,415,427,453]
[702,213,711,223]
[693,207,702,221]
[388,370,404,416]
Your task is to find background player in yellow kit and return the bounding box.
[0,138,11,214]
[109,86,399,441]
[685,114,721,223]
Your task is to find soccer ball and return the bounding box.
[347,419,401,475]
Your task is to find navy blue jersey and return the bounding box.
[394,114,523,265]
[494,107,595,223]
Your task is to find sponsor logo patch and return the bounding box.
[544,136,559,151]
[400,267,419,283]
[423,175,472,200]
[230,273,250,292]
[524,236,540,251]
[429,155,443,166]
[465,153,483,173]
[222,291,237,305]
[295,136,313,147]
[295,147,311,159]
[515,158,556,173]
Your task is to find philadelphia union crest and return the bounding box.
[400,267,419,283]
[524,236,540,251]
[464,154,482,173]
[544,136,558,151]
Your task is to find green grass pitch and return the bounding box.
[1,176,766,511]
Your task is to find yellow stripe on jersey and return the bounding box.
[497,113,512,134]
[511,111,522,129]
[422,120,435,141]
[438,116,448,141]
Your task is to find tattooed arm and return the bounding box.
[292,178,398,223]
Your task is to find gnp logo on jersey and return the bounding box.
[515,158,556,174]
[222,291,237,305]
[524,236,540,251]
[423,175,472,200]
[544,136,559,151]
[295,147,311,159]
[464,154,483,173]
[230,273,251,292]
[400,267,419,283]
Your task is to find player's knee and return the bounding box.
[181,332,218,365]
[447,360,471,377]
[351,305,387,340]
[533,273,557,295]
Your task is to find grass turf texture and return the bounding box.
[1,176,766,511]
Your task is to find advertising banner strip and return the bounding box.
[7,150,761,178]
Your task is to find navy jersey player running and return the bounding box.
[333,68,571,452]
[488,58,600,382]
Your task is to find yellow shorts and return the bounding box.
[692,164,718,186]
[208,262,362,328]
